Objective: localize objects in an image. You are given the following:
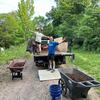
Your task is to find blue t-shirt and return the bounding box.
[48,41,59,55]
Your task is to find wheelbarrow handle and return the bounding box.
[78,80,100,88]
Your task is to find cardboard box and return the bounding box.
[54,37,68,52]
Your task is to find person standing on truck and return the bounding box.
[48,36,65,72]
[35,28,49,53]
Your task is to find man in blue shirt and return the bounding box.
[48,37,65,72]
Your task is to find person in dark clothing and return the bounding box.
[26,38,37,54]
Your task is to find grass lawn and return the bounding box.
[0,43,30,65]
[67,50,100,81]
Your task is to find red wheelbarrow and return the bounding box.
[8,59,26,80]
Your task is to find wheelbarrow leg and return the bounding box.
[12,72,14,80]
[17,72,20,77]
[17,72,23,80]
[21,73,23,80]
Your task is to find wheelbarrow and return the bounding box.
[58,67,100,100]
[8,59,26,80]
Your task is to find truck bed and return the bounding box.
[34,51,74,57]
[34,51,75,67]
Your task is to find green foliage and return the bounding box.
[46,0,90,37]
[0,12,23,48]
[46,0,100,52]
[0,32,12,48]
[0,0,35,48]
[33,16,54,36]
[43,23,53,36]
[0,0,99,52]
[17,0,35,40]
[33,16,46,28]
[0,43,28,65]
[69,50,100,81]
[77,7,100,51]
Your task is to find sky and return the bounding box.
[0,0,56,17]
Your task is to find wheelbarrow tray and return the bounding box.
[59,67,100,99]
[8,59,26,80]
[9,67,24,72]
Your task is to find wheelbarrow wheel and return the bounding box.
[58,78,67,96]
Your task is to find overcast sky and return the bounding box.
[0,0,56,17]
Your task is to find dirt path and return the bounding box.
[0,59,100,100]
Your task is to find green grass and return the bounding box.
[0,43,31,65]
[74,50,100,81]
[67,50,100,81]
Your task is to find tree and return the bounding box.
[46,0,91,37]
[76,7,100,51]
[46,0,100,51]
[33,16,53,36]
[0,12,21,48]
[18,0,35,40]
[33,16,46,29]
[43,23,53,36]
